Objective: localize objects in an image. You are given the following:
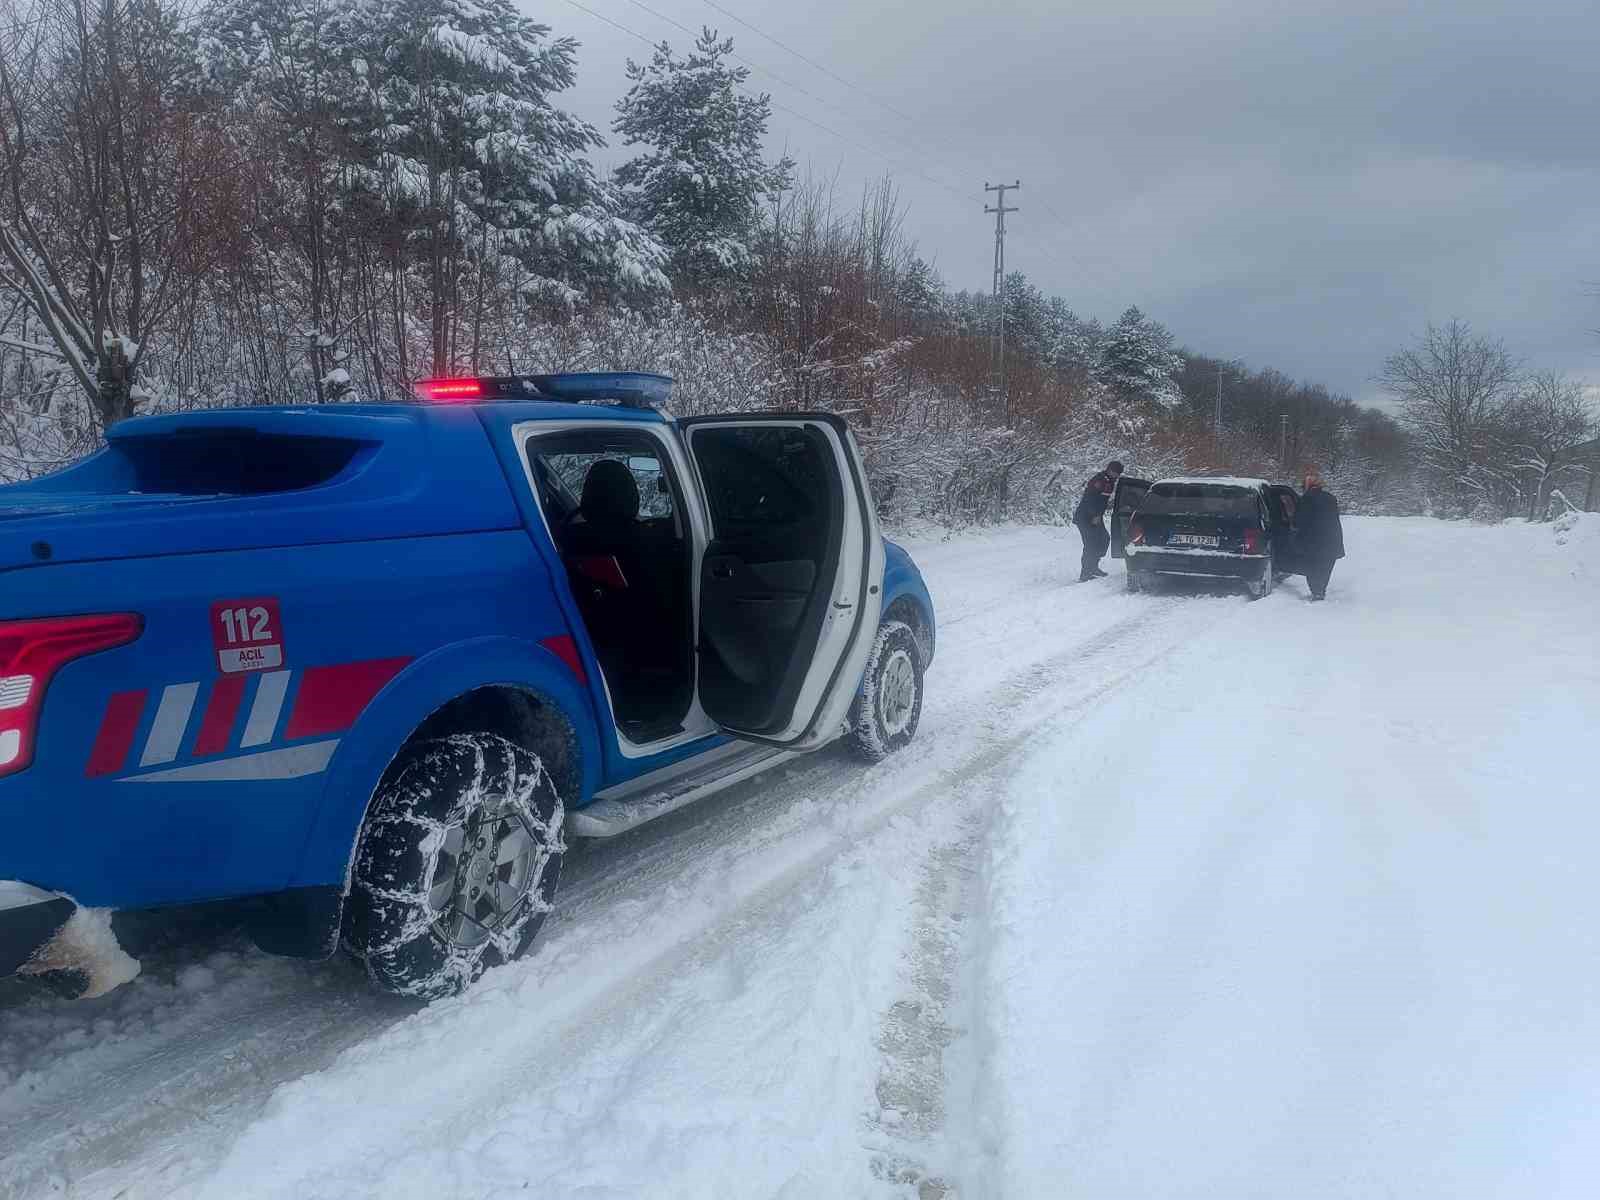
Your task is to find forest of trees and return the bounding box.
[1,0,1587,524]
[1379,321,1597,519]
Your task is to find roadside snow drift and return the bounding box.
[981,518,1600,1199]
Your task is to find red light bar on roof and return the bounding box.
[416,378,483,401]
[411,372,675,408]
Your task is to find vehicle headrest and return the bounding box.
[581,459,639,531]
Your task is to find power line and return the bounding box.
[697,0,919,125]
[687,0,979,204]
[764,104,966,200]
[616,0,961,189]
[556,0,967,200]
[690,0,1125,299]
[559,0,664,51]
[1028,193,1123,302]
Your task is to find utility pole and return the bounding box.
[985,180,1019,427]
[1214,365,1224,451]
[1279,413,1289,469]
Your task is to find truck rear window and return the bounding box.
[117,432,365,495]
[1140,484,1259,516]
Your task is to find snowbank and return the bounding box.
[978,517,1600,1198]
[1552,509,1600,581]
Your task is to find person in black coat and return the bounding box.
[1072,460,1124,582]
[1296,470,1345,601]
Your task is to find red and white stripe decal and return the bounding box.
[192,675,246,757]
[121,740,340,784]
[284,657,410,741]
[240,670,291,748]
[84,656,411,781]
[86,690,148,778]
[140,682,199,767]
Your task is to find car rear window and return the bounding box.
[116,431,365,495]
[1140,483,1260,516]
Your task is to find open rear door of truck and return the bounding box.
[680,414,883,751]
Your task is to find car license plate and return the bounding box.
[1169,533,1220,547]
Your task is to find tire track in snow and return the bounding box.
[859,595,1246,1198]
[866,816,985,1200]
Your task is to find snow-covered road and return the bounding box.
[3,517,1596,1199]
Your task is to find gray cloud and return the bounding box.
[546,0,1600,407]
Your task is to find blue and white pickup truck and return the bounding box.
[0,373,935,999]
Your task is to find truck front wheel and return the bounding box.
[343,733,565,999]
[848,621,924,762]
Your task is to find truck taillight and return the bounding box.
[0,614,142,777]
[1242,528,1262,554]
[1130,521,1145,545]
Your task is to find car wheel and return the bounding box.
[849,620,924,762]
[343,732,565,999]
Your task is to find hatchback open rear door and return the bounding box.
[1109,475,1152,558]
[1266,484,1302,575]
[680,414,883,750]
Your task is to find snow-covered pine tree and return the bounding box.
[947,289,989,338]
[1096,305,1182,409]
[365,0,669,369]
[208,0,669,379]
[612,28,794,292]
[1001,272,1050,361]
[896,256,947,333]
[1042,299,1100,379]
[205,0,379,398]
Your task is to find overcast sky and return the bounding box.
[541,0,1600,412]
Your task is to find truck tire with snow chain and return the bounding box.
[848,620,924,762]
[343,732,565,1000]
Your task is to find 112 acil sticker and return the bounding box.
[210,598,286,673]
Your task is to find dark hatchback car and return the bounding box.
[1111,476,1301,598]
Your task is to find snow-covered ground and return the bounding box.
[3,517,1597,1199]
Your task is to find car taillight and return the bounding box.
[416,377,482,401]
[1130,521,1145,546]
[0,614,142,777]
[1242,528,1262,554]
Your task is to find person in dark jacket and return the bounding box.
[1296,470,1345,600]
[1072,460,1124,582]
